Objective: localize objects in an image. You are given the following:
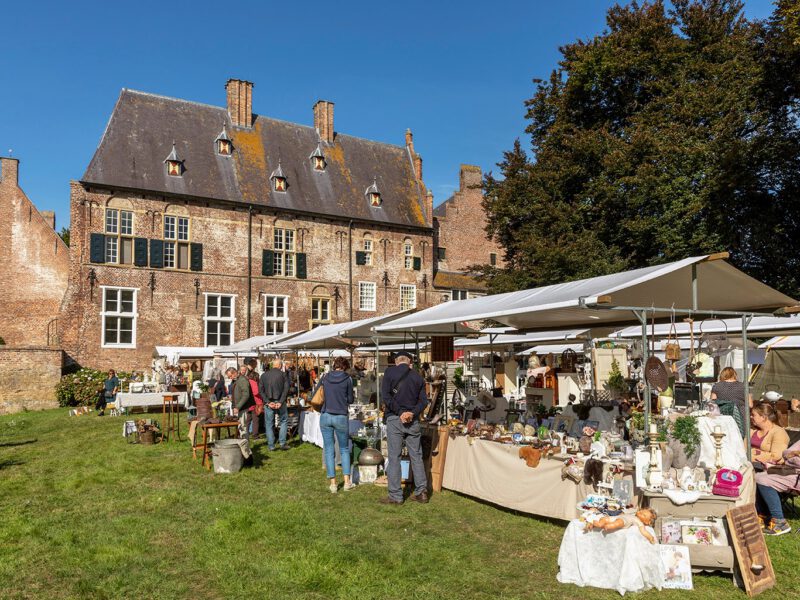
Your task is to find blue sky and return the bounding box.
[1,0,775,228]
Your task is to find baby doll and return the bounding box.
[584,507,658,544]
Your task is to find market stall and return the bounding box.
[116,391,189,412]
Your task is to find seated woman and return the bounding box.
[755,441,800,536]
[751,402,789,466]
[710,367,751,437]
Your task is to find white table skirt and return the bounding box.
[116,392,189,410]
[302,411,324,447]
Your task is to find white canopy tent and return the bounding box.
[284,311,414,350]
[154,346,219,365]
[213,331,302,355]
[518,343,585,356]
[611,316,800,339]
[454,329,590,352]
[759,335,800,349]
[372,254,797,450]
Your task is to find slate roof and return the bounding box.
[82,89,429,229]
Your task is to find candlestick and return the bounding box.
[649,423,658,434]
[711,430,726,471]
[714,425,722,434]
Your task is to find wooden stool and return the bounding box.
[200,422,240,470]
[161,394,181,442]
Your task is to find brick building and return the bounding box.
[0,157,70,347]
[57,80,451,370]
[433,164,504,300]
[2,79,503,373]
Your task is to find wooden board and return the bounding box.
[726,504,776,597]
[421,425,450,493]
[430,336,454,363]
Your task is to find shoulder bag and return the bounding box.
[310,375,326,412]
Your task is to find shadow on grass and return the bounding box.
[0,439,38,447]
[0,458,24,469]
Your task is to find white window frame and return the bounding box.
[104,208,134,264]
[164,215,190,270]
[100,286,138,348]
[404,241,413,270]
[451,289,468,301]
[273,228,296,277]
[204,293,236,347]
[363,238,373,266]
[263,294,289,336]
[400,284,417,310]
[359,281,376,312]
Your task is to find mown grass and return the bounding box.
[0,409,797,600]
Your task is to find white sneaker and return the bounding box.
[343,482,357,491]
[329,483,338,494]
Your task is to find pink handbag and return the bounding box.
[712,468,743,497]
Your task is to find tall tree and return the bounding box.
[480,0,800,298]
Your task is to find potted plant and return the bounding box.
[606,359,626,399]
[668,415,701,469]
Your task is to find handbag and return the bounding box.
[309,376,326,412]
[663,317,681,361]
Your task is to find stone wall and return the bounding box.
[0,347,64,414]
[59,184,437,371]
[0,158,70,347]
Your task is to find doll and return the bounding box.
[584,507,658,544]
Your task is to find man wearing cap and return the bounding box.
[379,351,429,505]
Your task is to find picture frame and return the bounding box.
[681,524,714,546]
[634,448,662,488]
[552,415,575,435]
[661,520,682,544]
[659,545,693,590]
[612,479,634,507]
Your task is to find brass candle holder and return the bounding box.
[711,427,726,471]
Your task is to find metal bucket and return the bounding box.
[211,438,243,474]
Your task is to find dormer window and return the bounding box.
[365,178,381,207]
[270,161,287,192]
[164,142,183,177]
[215,124,233,156]
[309,143,326,171]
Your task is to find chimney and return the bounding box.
[40,210,56,230]
[459,164,482,190]
[405,128,414,153]
[414,154,423,182]
[0,157,19,187]
[314,100,335,143]
[426,191,434,224]
[225,79,254,128]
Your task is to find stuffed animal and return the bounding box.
[584,507,658,544]
[518,446,543,468]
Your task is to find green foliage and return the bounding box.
[671,415,702,457]
[480,0,800,298]
[606,359,626,393]
[58,227,70,247]
[55,368,131,407]
[452,365,464,389]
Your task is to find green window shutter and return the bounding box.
[355,251,366,265]
[89,233,106,263]
[262,249,274,276]
[149,239,164,268]
[296,253,307,279]
[190,242,203,272]
[413,256,421,271]
[133,238,148,267]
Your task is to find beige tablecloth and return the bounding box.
[442,436,592,521]
[116,392,189,410]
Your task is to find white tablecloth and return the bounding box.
[302,411,324,447]
[557,520,664,595]
[667,415,748,470]
[561,405,621,432]
[116,392,189,410]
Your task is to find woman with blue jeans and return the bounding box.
[314,356,355,493]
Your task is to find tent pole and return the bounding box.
[742,314,752,460]
[636,310,651,435]
[691,264,698,311]
[490,333,496,391]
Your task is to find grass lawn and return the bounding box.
[0,409,797,600]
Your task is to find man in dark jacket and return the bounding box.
[231,365,254,461]
[379,352,429,505]
[259,358,290,450]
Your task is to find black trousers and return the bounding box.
[96,391,108,412]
